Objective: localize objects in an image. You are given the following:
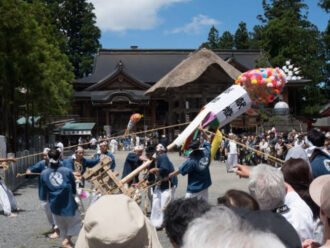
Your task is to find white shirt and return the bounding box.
[275,143,284,156]
[294,140,304,147]
[259,141,268,151]
[228,141,237,154]
[90,138,97,145]
[283,191,314,241]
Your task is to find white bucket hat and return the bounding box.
[76,194,162,248]
[310,175,330,218]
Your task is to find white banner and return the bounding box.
[173,85,251,147]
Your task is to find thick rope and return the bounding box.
[12,120,283,165]
[14,122,191,161]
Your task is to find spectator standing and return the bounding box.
[225,133,238,173]
[307,129,330,178]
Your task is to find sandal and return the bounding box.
[48,230,60,239]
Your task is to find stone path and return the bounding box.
[0,150,249,248]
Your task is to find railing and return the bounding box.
[1,149,43,191]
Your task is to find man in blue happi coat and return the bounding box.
[149,143,178,229]
[26,147,60,238]
[40,148,81,248]
[168,125,212,201]
[93,141,115,171]
[121,145,148,187]
[62,146,99,182]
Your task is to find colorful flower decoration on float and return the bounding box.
[235,68,287,108]
[124,113,143,135]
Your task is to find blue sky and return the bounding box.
[89,0,329,49]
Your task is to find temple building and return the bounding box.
[73,47,308,138]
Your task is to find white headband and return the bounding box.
[75,146,84,153]
[156,144,166,152]
[100,141,108,146]
[43,148,50,154]
[49,158,59,164]
[134,145,144,151]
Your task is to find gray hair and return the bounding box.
[248,164,286,210]
[182,206,241,248]
[182,206,285,248]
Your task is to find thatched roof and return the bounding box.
[145,48,242,95]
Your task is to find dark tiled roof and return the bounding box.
[85,68,150,91]
[76,49,264,84]
[75,90,149,102]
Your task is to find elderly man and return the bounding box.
[62,146,99,183]
[121,145,148,187]
[93,141,115,171]
[182,206,286,248]
[235,163,314,241]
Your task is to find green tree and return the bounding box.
[318,0,330,12]
[0,0,73,151]
[249,25,264,49]
[206,25,220,49]
[218,31,234,49]
[42,0,101,78]
[234,22,250,49]
[258,0,328,115]
[319,0,330,94]
[258,0,308,22]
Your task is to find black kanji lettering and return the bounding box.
[235,97,246,110]
[223,106,233,118]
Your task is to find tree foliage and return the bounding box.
[218,31,234,49]
[258,0,328,115]
[205,25,220,49]
[234,22,250,49]
[42,0,101,78]
[249,25,264,49]
[0,0,74,151]
[318,0,330,13]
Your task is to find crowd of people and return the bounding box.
[218,128,330,169]
[76,132,169,153]
[0,127,329,247]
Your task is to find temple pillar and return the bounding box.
[151,100,157,128]
[283,87,289,104]
[106,110,110,126]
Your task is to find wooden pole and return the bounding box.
[167,143,176,151]
[120,160,153,185]
[16,172,41,177]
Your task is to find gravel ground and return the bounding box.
[0,150,249,248]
